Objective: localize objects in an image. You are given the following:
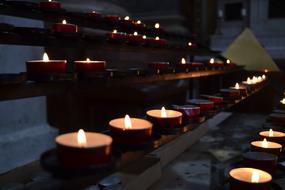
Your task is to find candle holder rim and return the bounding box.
[229,167,272,183]
[146,109,182,118]
[251,140,282,148]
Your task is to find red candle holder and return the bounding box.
[56,131,113,169]
[53,20,78,33]
[200,95,223,104]
[127,33,144,43]
[86,11,102,18]
[229,86,247,97]
[40,0,61,9]
[187,99,214,111]
[109,116,153,144]
[148,62,169,71]
[269,113,285,124]
[74,59,106,73]
[107,30,127,42]
[26,53,67,77]
[172,105,200,121]
[220,88,241,98]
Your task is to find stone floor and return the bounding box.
[149,112,285,190]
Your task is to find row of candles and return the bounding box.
[26,53,236,78]
[37,0,174,46]
[227,82,285,190]
[54,75,268,174]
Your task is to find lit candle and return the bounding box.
[148,62,169,74]
[154,23,160,29]
[188,42,192,46]
[187,99,214,111]
[280,98,285,104]
[181,58,186,64]
[226,59,231,64]
[56,129,113,168]
[146,107,183,128]
[262,74,266,80]
[251,138,282,156]
[259,129,285,146]
[155,36,160,40]
[235,83,239,89]
[74,58,106,73]
[279,98,285,110]
[109,115,153,144]
[142,35,147,39]
[128,31,143,43]
[230,83,247,97]
[137,20,141,24]
[229,168,272,190]
[209,58,215,64]
[26,52,67,79]
[87,10,102,18]
[52,20,78,33]
[124,16,130,21]
[108,29,126,41]
[40,0,61,9]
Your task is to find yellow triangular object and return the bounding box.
[222,28,279,71]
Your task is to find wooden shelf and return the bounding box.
[0,67,243,101]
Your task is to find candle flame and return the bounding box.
[48,0,52,2]
[262,74,266,79]
[246,77,251,84]
[226,59,231,64]
[210,58,214,64]
[124,114,132,129]
[77,129,87,147]
[181,58,186,64]
[113,29,117,34]
[188,42,192,46]
[261,138,268,148]
[155,23,160,29]
[62,20,67,24]
[137,20,141,24]
[258,76,262,82]
[251,170,260,183]
[124,16,130,20]
[269,129,274,137]
[86,58,90,62]
[252,76,258,84]
[43,52,49,62]
[143,35,146,39]
[161,107,167,118]
[281,98,285,104]
[265,69,268,73]
[155,36,160,40]
[235,83,239,89]
[133,31,138,36]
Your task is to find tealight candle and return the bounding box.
[209,58,215,64]
[52,20,78,33]
[56,129,113,168]
[108,29,126,42]
[187,99,214,111]
[148,62,169,74]
[251,138,282,156]
[74,58,106,73]
[230,83,247,96]
[243,151,278,174]
[269,113,285,124]
[200,95,223,104]
[146,107,183,128]
[177,57,191,72]
[26,52,67,78]
[220,88,241,99]
[154,23,160,29]
[40,0,61,9]
[128,31,144,43]
[172,105,200,121]
[259,129,285,146]
[229,167,272,190]
[109,115,153,144]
